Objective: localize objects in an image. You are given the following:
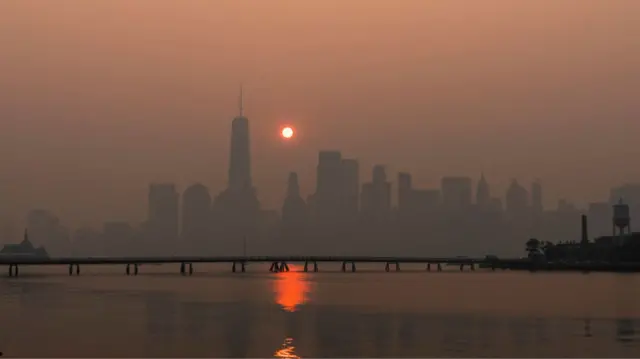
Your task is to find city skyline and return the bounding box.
[2,1,640,228]
[5,90,640,261]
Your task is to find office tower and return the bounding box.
[228,86,252,191]
[282,172,307,228]
[441,176,473,211]
[341,159,360,221]
[398,172,412,215]
[531,179,543,214]
[361,165,391,222]
[181,184,212,244]
[505,179,529,214]
[412,189,441,213]
[313,151,344,223]
[212,87,260,240]
[476,173,490,208]
[148,183,179,243]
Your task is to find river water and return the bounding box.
[1,263,640,357]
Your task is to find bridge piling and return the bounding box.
[8,264,18,277]
[385,262,400,272]
[303,261,318,272]
[427,263,431,271]
[68,264,80,276]
[125,264,139,276]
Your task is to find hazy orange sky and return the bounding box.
[1,0,640,229]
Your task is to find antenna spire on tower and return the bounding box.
[239,83,244,117]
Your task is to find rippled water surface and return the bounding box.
[1,263,640,357]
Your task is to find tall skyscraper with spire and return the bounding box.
[211,85,260,244]
[228,85,252,190]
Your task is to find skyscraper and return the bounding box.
[313,151,344,224]
[341,158,360,221]
[147,183,179,244]
[361,165,391,222]
[181,183,212,246]
[476,173,490,208]
[228,86,252,191]
[398,172,412,216]
[505,179,528,215]
[282,172,307,228]
[531,179,543,214]
[211,86,260,242]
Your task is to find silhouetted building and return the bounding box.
[212,87,260,242]
[476,173,490,208]
[181,184,212,248]
[506,179,529,216]
[361,165,391,222]
[313,151,344,224]
[531,179,543,214]
[441,176,472,212]
[147,183,179,250]
[228,87,252,192]
[398,172,412,216]
[341,159,360,222]
[282,172,307,229]
[0,230,48,258]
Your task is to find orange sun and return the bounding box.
[281,126,294,139]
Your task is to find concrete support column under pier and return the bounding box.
[180,262,194,276]
[232,261,246,273]
[68,264,80,276]
[303,261,319,272]
[8,264,19,277]
[341,261,356,272]
[125,264,139,276]
[385,262,400,272]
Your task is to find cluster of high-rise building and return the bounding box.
[7,90,640,257]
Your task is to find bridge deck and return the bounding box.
[0,256,521,266]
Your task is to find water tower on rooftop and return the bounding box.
[613,198,631,245]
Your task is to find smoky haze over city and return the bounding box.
[1,0,640,258]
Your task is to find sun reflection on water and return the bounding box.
[274,337,300,359]
[273,264,312,312]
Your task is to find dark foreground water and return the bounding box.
[1,263,640,357]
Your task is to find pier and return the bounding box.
[1,255,518,277]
